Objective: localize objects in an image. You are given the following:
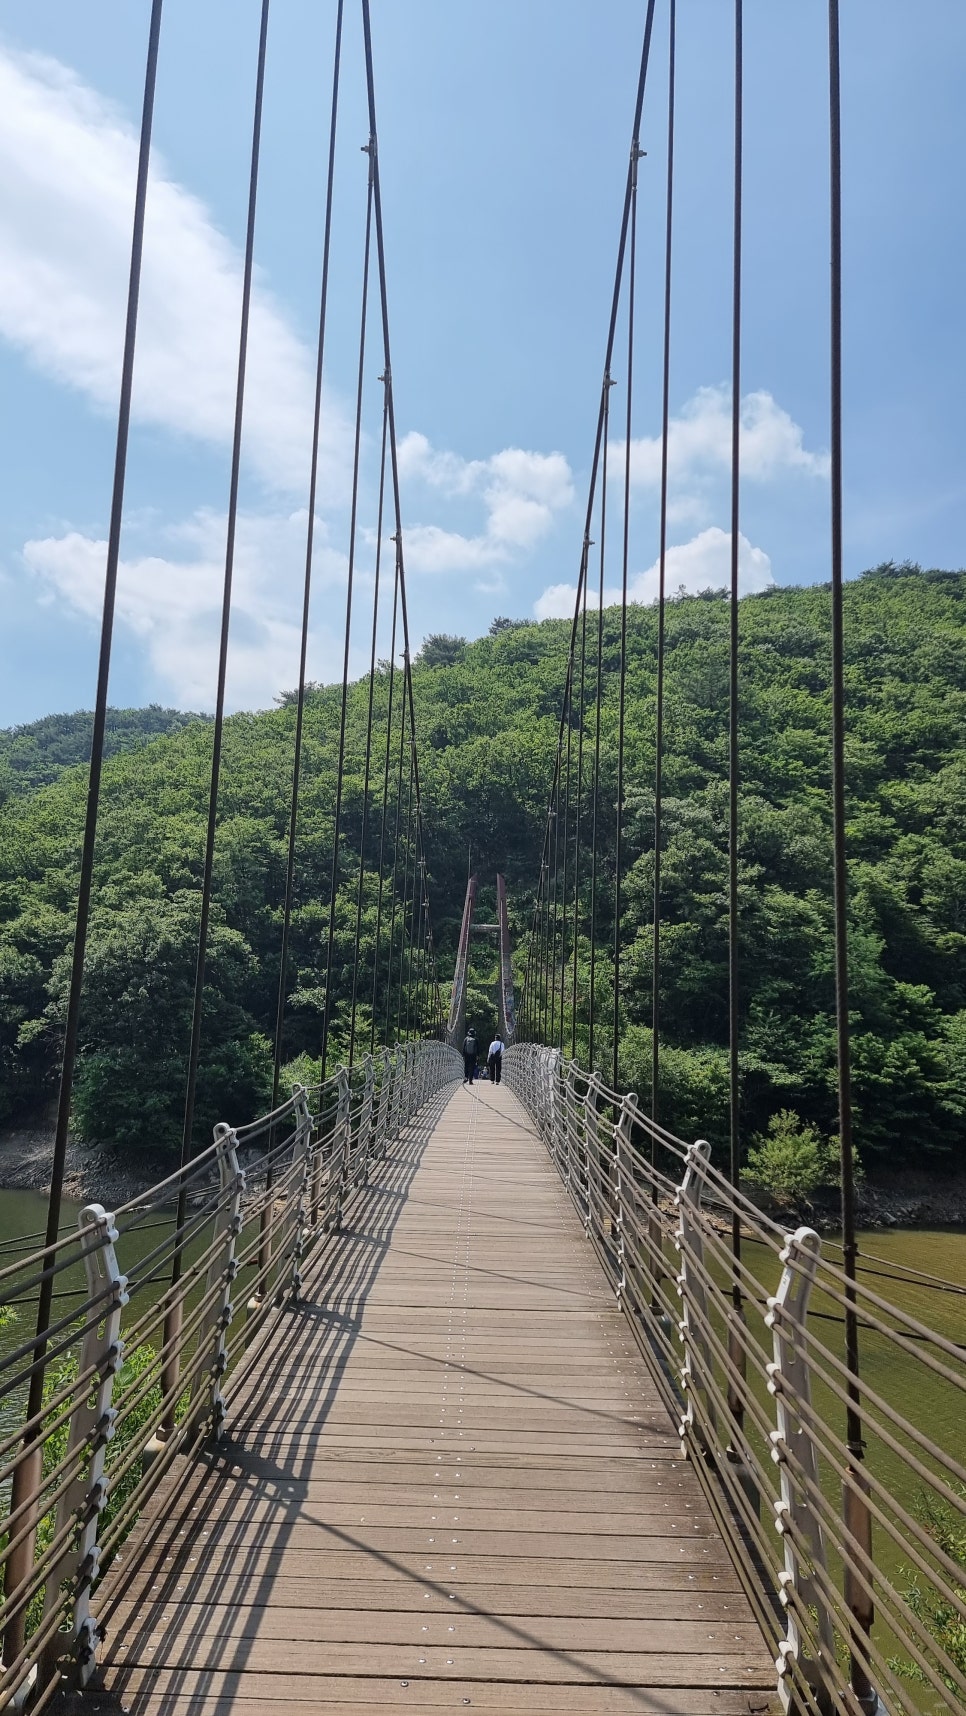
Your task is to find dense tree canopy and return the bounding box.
[0,706,211,804]
[0,565,964,1172]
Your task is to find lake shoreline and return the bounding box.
[2,1116,964,1234]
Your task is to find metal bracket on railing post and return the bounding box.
[282,1088,313,1306]
[765,1226,837,1710]
[674,1140,716,1453]
[330,1065,352,1231]
[38,1205,128,1690]
[192,1124,245,1440]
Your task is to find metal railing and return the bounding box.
[505,1044,966,1716]
[0,1039,460,1710]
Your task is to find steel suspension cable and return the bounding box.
[177,0,271,1211]
[271,0,345,1108]
[370,546,401,1051]
[320,141,375,1077]
[348,377,391,1063]
[612,141,643,1094]
[549,781,561,1046]
[395,740,417,1042]
[828,7,872,1707]
[651,0,675,1144]
[383,643,409,1046]
[571,538,591,1057]
[8,4,166,1622]
[588,385,612,1069]
[728,0,744,1287]
[724,0,748,1446]
[361,0,439,1054]
[526,0,657,1058]
[558,660,575,1049]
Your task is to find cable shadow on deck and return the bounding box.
[97,1082,458,1705]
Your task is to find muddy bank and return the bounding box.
[0,1118,181,1209]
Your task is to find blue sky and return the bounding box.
[0,1,964,726]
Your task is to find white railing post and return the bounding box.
[40,1205,128,1688]
[674,1139,716,1450]
[192,1123,245,1439]
[560,1061,578,1186]
[765,1226,836,1707]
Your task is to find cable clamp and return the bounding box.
[76,1615,104,1665]
[77,1545,102,1590]
[90,1407,117,1450]
[768,1429,788,1464]
[776,1640,797,1677]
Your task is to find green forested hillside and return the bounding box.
[0,706,211,803]
[1,564,964,1171]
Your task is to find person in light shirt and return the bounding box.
[486,1035,504,1085]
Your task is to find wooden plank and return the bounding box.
[105,1668,777,1713]
[104,1600,765,1652]
[98,1082,777,1714]
[107,1637,772,1685]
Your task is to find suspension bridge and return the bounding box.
[1,3,965,1715]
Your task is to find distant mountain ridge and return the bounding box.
[0,706,212,804]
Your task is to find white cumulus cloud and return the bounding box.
[23,510,356,709]
[398,433,574,576]
[0,45,348,493]
[533,527,773,621]
[613,385,829,514]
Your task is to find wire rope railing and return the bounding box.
[505,1043,966,1716]
[0,1040,460,1708]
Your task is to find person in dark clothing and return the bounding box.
[462,1029,478,1084]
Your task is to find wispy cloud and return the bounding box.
[399,433,574,577]
[0,44,348,493]
[533,526,773,621]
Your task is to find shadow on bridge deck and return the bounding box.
[95,1082,778,1715]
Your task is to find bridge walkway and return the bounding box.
[97,1081,777,1714]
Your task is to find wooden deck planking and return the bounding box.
[98,1081,777,1714]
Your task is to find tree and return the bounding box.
[417,634,468,668]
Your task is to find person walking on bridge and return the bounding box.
[487,1034,504,1084]
[462,1027,478,1084]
